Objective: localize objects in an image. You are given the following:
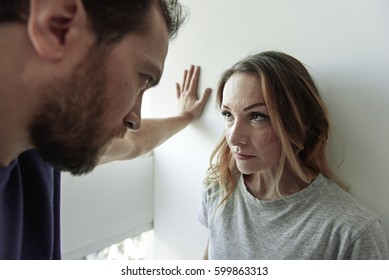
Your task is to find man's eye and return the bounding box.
[146,74,156,88]
[141,74,154,89]
[146,76,153,85]
[221,110,233,120]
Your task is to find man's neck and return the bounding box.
[0,109,33,167]
[0,24,35,167]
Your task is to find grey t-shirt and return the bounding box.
[199,174,389,259]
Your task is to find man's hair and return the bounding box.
[0,0,186,43]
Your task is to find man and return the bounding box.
[0,0,211,259]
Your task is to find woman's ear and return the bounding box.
[27,0,89,62]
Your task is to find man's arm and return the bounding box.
[100,65,212,164]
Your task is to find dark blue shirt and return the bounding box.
[0,150,61,259]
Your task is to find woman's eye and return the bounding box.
[250,112,268,121]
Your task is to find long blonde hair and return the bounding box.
[206,51,347,204]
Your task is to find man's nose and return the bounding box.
[124,97,143,131]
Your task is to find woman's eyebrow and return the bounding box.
[243,103,266,112]
[222,103,266,111]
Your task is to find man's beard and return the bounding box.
[29,47,127,175]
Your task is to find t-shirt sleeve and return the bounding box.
[345,218,389,260]
[198,187,210,228]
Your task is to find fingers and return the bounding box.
[176,83,181,99]
[182,69,189,91]
[188,65,200,94]
[178,65,209,102]
[183,65,194,91]
[181,65,199,93]
[189,87,213,120]
[200,88,212,107]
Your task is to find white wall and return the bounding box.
[151,0,389,259]
[61,155,154,259]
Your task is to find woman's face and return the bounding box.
[222,73,282,175]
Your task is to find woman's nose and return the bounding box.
[228,122,246,146]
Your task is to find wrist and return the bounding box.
[178,112,195,123]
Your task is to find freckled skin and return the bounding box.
[222,73,282,176]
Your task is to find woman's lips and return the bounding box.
[234,153,255,160]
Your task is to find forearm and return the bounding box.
[129,115,194,157]
[100,115,193,164]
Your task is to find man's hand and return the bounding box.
[176,65,212,121]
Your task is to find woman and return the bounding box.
[199,51,388,259]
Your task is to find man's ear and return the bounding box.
[27,0,90,62]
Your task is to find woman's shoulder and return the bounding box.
[313,174,380,225]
